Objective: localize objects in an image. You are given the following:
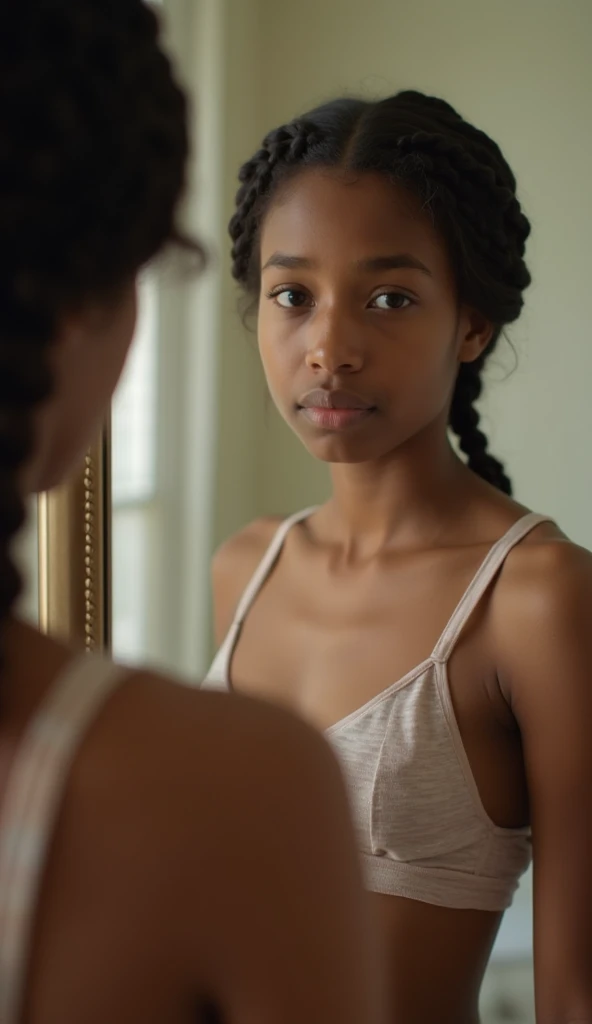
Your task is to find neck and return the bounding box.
[324,423,475,559]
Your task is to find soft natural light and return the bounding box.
[111,277,158,506]
[111,507,153,661]
[111,275,159,661]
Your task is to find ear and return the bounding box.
[457,307,494,364]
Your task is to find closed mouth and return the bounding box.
[297,404,376,432]
[297,388,375,412]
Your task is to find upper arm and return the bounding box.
[497,542,592,1022]
[30,673,382,1022]
[211,518,283,645]
[182,696,385,1024]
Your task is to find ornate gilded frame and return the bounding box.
[37,422,111,653]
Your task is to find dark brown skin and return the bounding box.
[0,619,384,1023]
[212,170,592,1024]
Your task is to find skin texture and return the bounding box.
[212,169,592,1024]
[0,294,385,1023]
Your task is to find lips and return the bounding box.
[297,389,376,432]
[298,388,375,411]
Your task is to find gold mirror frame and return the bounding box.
[37,422,111,653]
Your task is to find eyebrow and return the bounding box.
[357,254,432,276]
[261,252,432,276]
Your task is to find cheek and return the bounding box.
[258,322,299,400]
[405,330,457,381]
[392,329,459,421]
[79,331,129,417]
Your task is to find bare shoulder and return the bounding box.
[52,671,345,939]
[212,515,286,575]
[492,520,592,693]
[211,516,285,642]
[496,521,592,615]
[71,669,346,873]
[33,670,365,1015]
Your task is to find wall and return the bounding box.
[208,0,269,550]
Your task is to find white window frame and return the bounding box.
[111,0,223,678]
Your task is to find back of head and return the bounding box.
[230,90,532,496]
[0,0,199,661]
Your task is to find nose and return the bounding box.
[304,307,364,375]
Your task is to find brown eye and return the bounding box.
[274,288,310,308]
[371,292,412,310]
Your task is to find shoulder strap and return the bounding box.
[432,513,553,662]
[0,654,128,1024]
[232,508,317,627]
[205,508,317,691]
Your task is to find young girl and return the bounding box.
[205,91,592,1023]
[0,4,383,1022]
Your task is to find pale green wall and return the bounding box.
[213,0,592,547]
[210,0,269,548]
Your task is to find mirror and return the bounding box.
[46,0,587,1021]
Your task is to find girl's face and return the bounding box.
[258,168,491,465]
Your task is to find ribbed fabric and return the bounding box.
[203,511,550,911]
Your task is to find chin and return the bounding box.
[300,435,390,465]
[288,406,401,465]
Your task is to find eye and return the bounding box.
[370,291,413,311]
[268,287,312,309]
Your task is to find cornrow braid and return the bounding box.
[396,132,530,268]
[450,358,512,496]
[395,91,519,191]
[230,121,320,284]
[391,130,529,495]
[230,90,532,495]
[0,289,54,626]
[0,0,200,685]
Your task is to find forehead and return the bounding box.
[260,168,451,274]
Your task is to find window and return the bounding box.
[111,274,160,663]
[111,0,222,679]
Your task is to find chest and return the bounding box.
[222,537,529,829]
[230,542,492,729]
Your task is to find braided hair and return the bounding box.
[0,0,201,671]
[230,90,532,495]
